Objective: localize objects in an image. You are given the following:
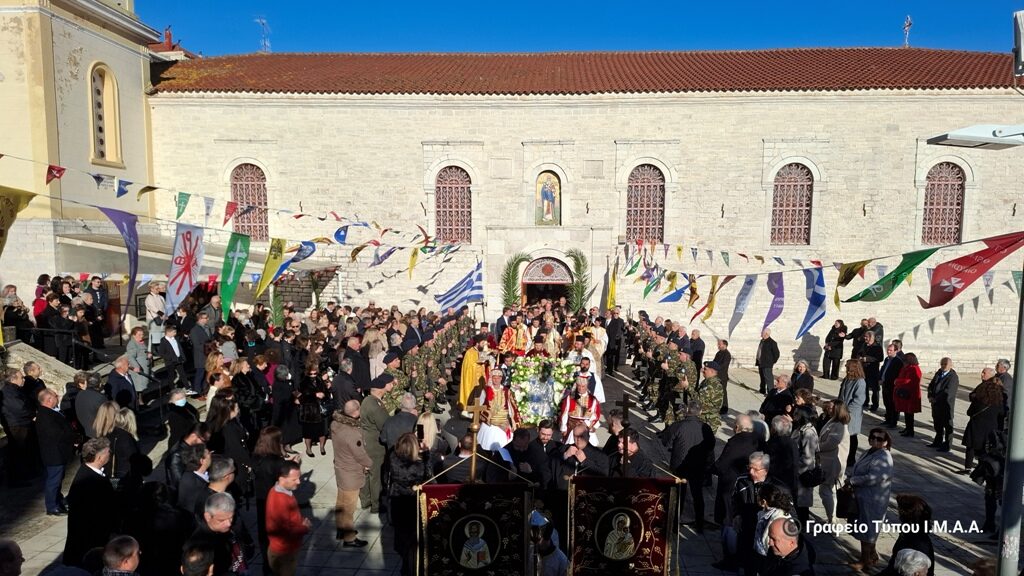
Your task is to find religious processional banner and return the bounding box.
[569,476,679,576]
[165,223,205,314]
[219,232,250,323]
[418,483,531,576]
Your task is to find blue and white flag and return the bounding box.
[795,267,827,339]
[434,261,484,312]
[658,276,692,303]
[728,275,757,336]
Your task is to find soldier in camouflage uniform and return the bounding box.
[420,331,448,405]
[381,351,410,414]
[693,361,724,430]
[641,332,671,412]
[401,339,436,413]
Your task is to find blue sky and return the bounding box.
[137,1,1022,56]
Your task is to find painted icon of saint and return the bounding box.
[602,513,636,560]
[459,520,492,568]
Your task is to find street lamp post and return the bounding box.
[928,120,1024,574]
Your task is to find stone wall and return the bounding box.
[142,89,1024,372]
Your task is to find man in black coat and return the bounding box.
[505,428,552,487]
[1,368,36,485]
[167,388,201,446]
[185,491,247,576]
[754,329,780,394]
[879,343,905,428]
[713,339,733,414]
[759,518,816,576]
[765,417,799,497]
[75,373,108,438]
[554,426,608,489]
[165,424,209,491]
[331,358,362,411]
[35,293,61,356]
[605,308,625,374]
[662,401,716,531]
[344,334,371,392]
[35,388,75,515]
[188,313,211,394]
[760,375,795,424]
[712,414,765,525]
[63,437,116,568]
[105,356,138,411]
[713,451,788,572]
[177,444,212,514]
[927,357,959,452]
[379,394,418,450]
[858,331,884,412]
[609,428,656,478]
[441,434,491,484]
[158,325,190,389]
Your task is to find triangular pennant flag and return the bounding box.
[223,202,238,226]
[773,257,785,266]
[957,303,965,319]
[663,244,669,259]
[236,205,257,220]
[175,192,190,219]
[754,255,765,264]
[676,245,683,261]
[408,248,419,279]
[833,263,842,271]
[334,225,349,244]
[643,269,666,299]
[942,310,951,326]
[927,318,936,334]
[728,275,758,336]
[659,278,691,303]
[1014,270,1024,295]
[983,271,995,291]
[793,259,804,268]
[810,260,823,268]
[876,265,889,279]
[90,173,107,188]
[721,252,730,267]
[972,295,980,312]
[626,257,641,276]
[795,267,827,339]
[45,165,66,184]
[607,258,618,309]
[369,246,399,268]
[845,250,935,303]
[926,268,934,282]
[114,178,132,198]
[738,253,749,262]
[203,197,215,227]
[762,272,785,331]
[913,325,920,339]
[919,232,1024,309]
[687,274,699,307]
[691,247,698,262]
[691,275,720,323]
[255,238,287,298]
[706,249,714,263]
[833,260,872,309]
[135,185,158,201]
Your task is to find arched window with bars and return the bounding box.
[230,163,269,241]
[625,164,665,243]
[770,163,814,245]
[922,162,965,245]
[435,166,473,244]
[90,64,121,164]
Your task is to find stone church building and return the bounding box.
[2,0,1023,369]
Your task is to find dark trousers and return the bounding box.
[606,345,620,373]
[713,478,731,524]
[882,383,897,425]
[931,401,953,445]
[43,464,66,512]
[846,434,859,468]
[822,356,841,379]
[866,377,880,409]
[757,365,773,393]
[191,367,206,394]
[683,472,706,528]
[5,425,34,483]
[720,378,730,412]
[903,412,915,434]
[984,492,998,530]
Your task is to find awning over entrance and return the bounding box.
[55,233,335,277]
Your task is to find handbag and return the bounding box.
[895,388,911,399]
[836,483,858,519]
[799,464,826,487]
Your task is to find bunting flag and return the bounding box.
[643,269,666,299]
[793,259,804,267]
[203,197,215,227]
[957,303,965,319]
[983,271,995,291]
[349,243,371,262]
[223,202,238,226]
[235,205,257,220]
[706,249,713,263]
[175,192,190,219]
[833,260,872,309]
[926,268,934,282]
[676,245,683,261]
[721,252,730,267]
[754,255,765,264]
[762,272,785,331]
[845,249,936,303]
[928,318,936,333]
[687,274,699,307]
[662,271,678,294]
[773,257,785,266]
[1013,270,1023,295]
[663,244,669,259]
[691,247,698,261]
[972,295,981,312]
[943,310,952,326]
[334,225,349,244]
[274,241,317,281]
[97,208,139,324]
[408,248,419,279]
[728,275,758,336]
[606,259,618,309]
[114,178,132,198]
[254,238,286,298]
[691,275,736,323]
[0,189,35,258]
[90,173,107,188]
[369,246,399,268]
[219,233,250,323]
[626,256,641,276]
[658,276,691,303]
[165,224,205,314]
[135,185,158,201]
[795,267,827,339]
[918,232,1024,309]
[45,165,66,184]
[876,265,889,279]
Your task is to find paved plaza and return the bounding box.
[2,362,998,575]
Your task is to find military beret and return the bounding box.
[703,360,721,372]
[369,373,395,389]
[401,340,419,353]
[383,351,401,364]
[654,326,667,337]
[680,345,693,356]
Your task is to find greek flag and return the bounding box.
[795,267,827,339]
[434,261,484,312]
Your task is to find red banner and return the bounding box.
[918,231,1024,309]
[569,476,678,576]
[419,483,531,576]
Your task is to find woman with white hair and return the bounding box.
[790,359,814,392]
[893,549,931,576]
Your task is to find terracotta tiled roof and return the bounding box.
[151,48,1014,95]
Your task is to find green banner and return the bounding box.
[844,249,937,303]
[219,232,250,322]
[175,192,191,219]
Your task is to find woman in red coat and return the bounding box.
[893,353,923,437]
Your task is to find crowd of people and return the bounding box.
[0,276,1011,576]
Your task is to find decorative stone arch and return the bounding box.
[222,157,272,185]
[521,257,573,285]
[761,156,828,249]
[913,155,978,247]
[424,158,481,242]
[88,61,122,166]
[614,157,679,244]
[524,160,573,225]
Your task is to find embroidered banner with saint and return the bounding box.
[569,476,678,576]
[418,483,530,576]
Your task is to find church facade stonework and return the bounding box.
[147,50,1024,370]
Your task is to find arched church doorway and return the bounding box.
[521,257,572,305]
